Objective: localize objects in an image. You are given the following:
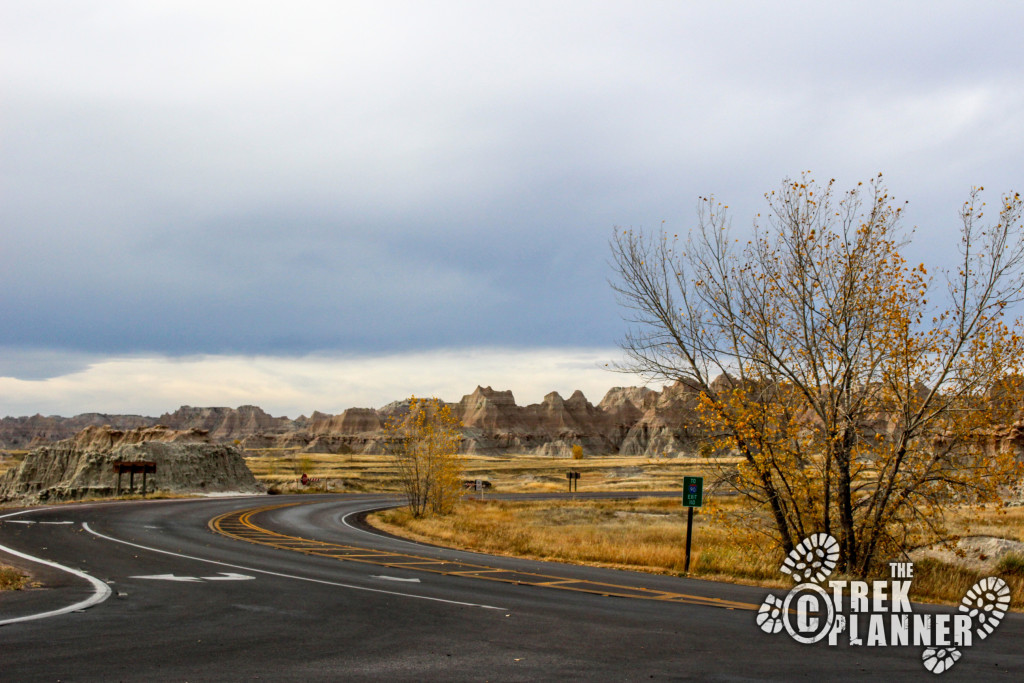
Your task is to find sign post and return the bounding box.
[113,461,156,497]
[566,470,580,493]
[682,476,703,573]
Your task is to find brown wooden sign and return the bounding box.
[113,461,157,496]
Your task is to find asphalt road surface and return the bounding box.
[1,493,1022,681]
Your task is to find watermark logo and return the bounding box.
[756,533,1010,674]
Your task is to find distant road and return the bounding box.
[1,494,1021,680]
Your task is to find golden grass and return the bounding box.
[372,496,788,588]
[370,496,1024,608]
[0,564,27,591]
[934,503,1024,542]
[0,450,28,478]
[909,557,1024,607]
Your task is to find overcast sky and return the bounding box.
[2,1,1022,417]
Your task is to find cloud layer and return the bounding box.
[0,347,646,418]
[2,2,1023,413]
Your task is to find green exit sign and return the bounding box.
[683,476,703,507]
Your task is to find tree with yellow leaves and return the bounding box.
[610,174,1024,575]
[385,396,464,517]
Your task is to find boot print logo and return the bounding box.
[756,534,1009,674]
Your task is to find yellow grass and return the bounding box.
[371,496,1024,608]
[0,565,27,591]
[0,450,28,478]
[372,496,787,587]
[910,557,1024,607]
[934,503,1024,542]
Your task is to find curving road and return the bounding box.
[0,494,1022,681]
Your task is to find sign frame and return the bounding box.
[683,475,704,507]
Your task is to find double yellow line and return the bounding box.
[210,502,757,611]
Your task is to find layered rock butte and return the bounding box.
[0,385,715,457]
[2,383,1022,459]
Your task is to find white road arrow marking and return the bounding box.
[372,575,421,583]
[85,523,506,611]
[129,572,255,582]
[202,572,255,581]
[40,521,74,525]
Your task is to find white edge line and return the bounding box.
[81,523,506,612]
[0,543,112,626]
[0,507,56,520]
[339,506,432,549]
[0,506,113,626]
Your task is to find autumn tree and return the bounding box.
[385,396,464,517]
[610,175,1024,575]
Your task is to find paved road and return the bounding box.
[0,494,1021,681]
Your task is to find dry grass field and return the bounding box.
[243,449,726,494]
[0,565,28,590]
[370,496,1024,608]
[373,495,787,585]
[0,450,28,478]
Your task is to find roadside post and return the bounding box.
[475,478,484,501]
[682,476,703,573]
[566,470,580,493]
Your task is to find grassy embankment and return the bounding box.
[371,495,1024,608]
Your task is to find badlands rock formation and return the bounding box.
[0,405,301,449]
[0,425,264,504]
[0,412,159,449]
[238,385,704,456]
[157,405,300,440]
[4,382,1022,459]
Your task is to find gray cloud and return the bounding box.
[2,1,1023,364]
[0,348,99,381]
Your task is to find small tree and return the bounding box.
[610,174,1024,575]
[571,444,584,460]
[385,396,464,517]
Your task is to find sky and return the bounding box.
[2,1,1022,417]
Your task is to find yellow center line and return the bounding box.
[209,503,758,611]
